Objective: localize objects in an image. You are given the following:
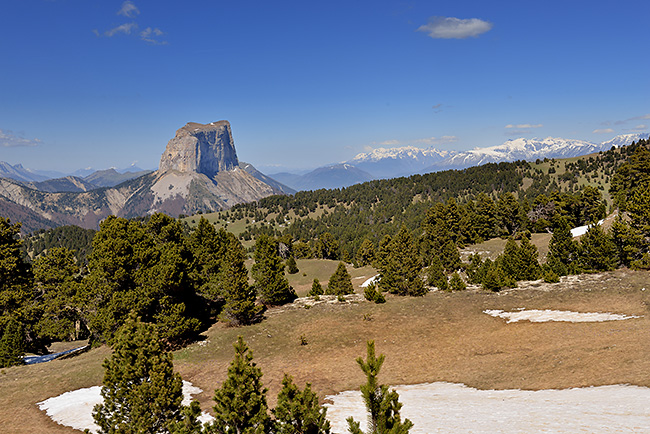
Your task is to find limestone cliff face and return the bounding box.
[158,121,239,176]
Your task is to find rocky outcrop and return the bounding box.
[159,121,239,176]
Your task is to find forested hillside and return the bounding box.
[215,139,648,260]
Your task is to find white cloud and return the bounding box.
[505,123,543,129]
[593,128,614,134]
[118,1,139,18]
[607,113,650,127]
[95,2,167,44]
[630,124,648,131]
[0,129,42,147]
[417,16,493,39]
[369,136,458,148]
[415,136,458,145]
[140,27,167,45]
[104,22,138,37]
[374,139,401,146]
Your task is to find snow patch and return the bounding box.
[324,383,650,433]
[484,309,641,323]
[38,381,211,433]
[360,275,379,287]
[570,219,604,237]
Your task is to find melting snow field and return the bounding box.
[39,381,650,433]
[484,309,642,323]
[37,381,212,433]
[324,383,650,433]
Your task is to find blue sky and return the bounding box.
[1,0,648,173]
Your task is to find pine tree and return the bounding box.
[363,282,385,304]
[610,143,650,217]
[314,232,339,260]
[426,256,448,291]
[308,279,323,296]
[579,225,616,272]
[252,235,297,306]
[499,238,521,281]
[286,256,299,275]
[497,192,524,236]
[346,341,413,434]
[273,374,331,434]
[189,219,228,301]
[547,217,578,276]
[93,314,184,434]
[420,203,462,271]
[465,253,485,285]
[449,272,466,291]
[218,234,264,326]
[378,227,425,297]
[82,215,203,346]
[373,235,392,270]
[0,316,25,368]
[32,247,84,342]
[168,401,207,434]
[209,336,270,434]
[474,193,499,241]
[541,265,560,283]
[627,183,650,234]
[579,186,606,224]
[481,260,509,292]
[438,239,462,273]
[517,233,541,281]
[326,262,354,296]
[355,239,376,267]
[0,217,33,316]
[610,215,644,267]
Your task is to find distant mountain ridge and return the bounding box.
[269,163,374,191]
[83,168,153,188]
[0,162,49,183]
[278,133,648,191]
[348,133,649,180]
[349,146,452,179]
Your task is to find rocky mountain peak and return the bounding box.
[158,120,239,176]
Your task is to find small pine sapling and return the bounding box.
[309,278,324,297]
[449,272,466,291]
[347,341,413,434]
[273,374,331,433]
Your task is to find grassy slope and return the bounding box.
[528,151,615,204]
[3,267,649,434]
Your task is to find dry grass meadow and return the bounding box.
[1,265,649,433]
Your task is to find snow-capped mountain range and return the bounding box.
[349,146,453,179]
[349,133,648,178]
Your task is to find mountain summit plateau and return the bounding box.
[159,121,239,175]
